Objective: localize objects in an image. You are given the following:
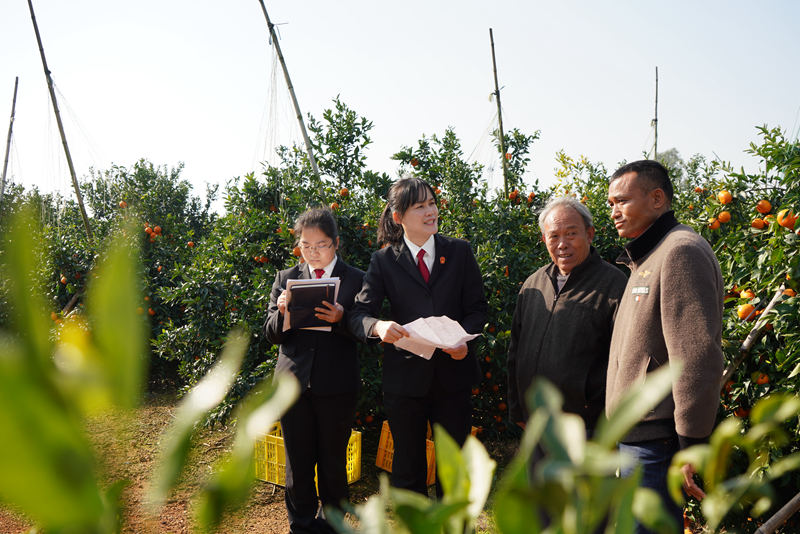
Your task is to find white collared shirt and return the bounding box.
[307,255,337,279]
[403,234,435,273]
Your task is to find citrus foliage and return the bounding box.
[2,99,799,529]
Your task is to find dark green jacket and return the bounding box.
[507,248,627,429]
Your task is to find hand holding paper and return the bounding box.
[393,316,480,360]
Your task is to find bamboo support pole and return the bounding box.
[27,0,93,243]
[719,284,786,392]
[1,76,19,214]
[256,0,321,189]
[489,28,509,197]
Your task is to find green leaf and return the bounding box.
[0,336,105,531]
[704,417,742,490]
[668,445,707,505]
[461,434,496,519]
[434,423,469,503]
[194,372,300,533]
[594,365,677,450]
[1,207,52,375]
[148,329,249,510]
[632,487,678,534]
[750,393,800,425]
[493,460,542,534]
[86,220,146,410]
[607,467,639,534]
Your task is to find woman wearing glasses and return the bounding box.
[349,177,487,496]
[264,207,364,534]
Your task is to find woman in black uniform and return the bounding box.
[349,177,487,495]
[264,207,364,533]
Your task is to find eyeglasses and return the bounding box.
[298,241,335,252]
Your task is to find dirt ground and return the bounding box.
[0,394,517,533]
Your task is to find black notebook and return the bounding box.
[284,278,339,330]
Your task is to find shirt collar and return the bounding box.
[547,246,600,283]
[403,234,435,262]
[308,255,338,278]
[617,210,679,265]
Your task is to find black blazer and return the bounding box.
[264,257,365,395]
[349,234,488,396]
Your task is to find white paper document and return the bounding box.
[394,316,481,360]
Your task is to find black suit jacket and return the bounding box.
[264,257,365,395]
[349,234,487,396]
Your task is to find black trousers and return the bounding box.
[383,376,472,497]
[280,389,357,534]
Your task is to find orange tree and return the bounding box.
[546,138,799,529]
[677,127,800,530]
[152,99,392,424]
[393,126,550,438]
[0,160,217,388]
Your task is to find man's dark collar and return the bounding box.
[547,246,601,280]
[619,211,679,264]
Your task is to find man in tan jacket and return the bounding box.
[606,160,723,533]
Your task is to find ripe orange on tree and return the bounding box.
[784,288,797,297]
[292,246,302,257]
[737,303,755,321]
[708,218,721,230]
[717,190,733,204]
[717,211,731,223]
[740,288,755,299]
[187,241,194,248]
[154,225,162,235]
[118,200,128,209]
[340,187,349,197]
[694,186,705,193]
[756,199,771,214]
[60,275,67,284]
[756,373,770,385]
[148,308,155,316]
[330,202,339,211]
[751,218,766,229]
[777,208,797,230]
[410,157,419,167]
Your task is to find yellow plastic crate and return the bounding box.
[254,422,361,487]
[375,420,436,486]
[375,420,480,486]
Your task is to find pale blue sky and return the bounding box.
[2,1,798,206]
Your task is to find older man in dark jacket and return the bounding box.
[507,197,627,434]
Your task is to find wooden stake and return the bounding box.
[0,76,19,215]
[489,28,509,197]
[653,66,659,159]
[28,0,93,243]
[256,0,321,187]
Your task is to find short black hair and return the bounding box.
[611,160,674,204]
[293,207,339,242]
